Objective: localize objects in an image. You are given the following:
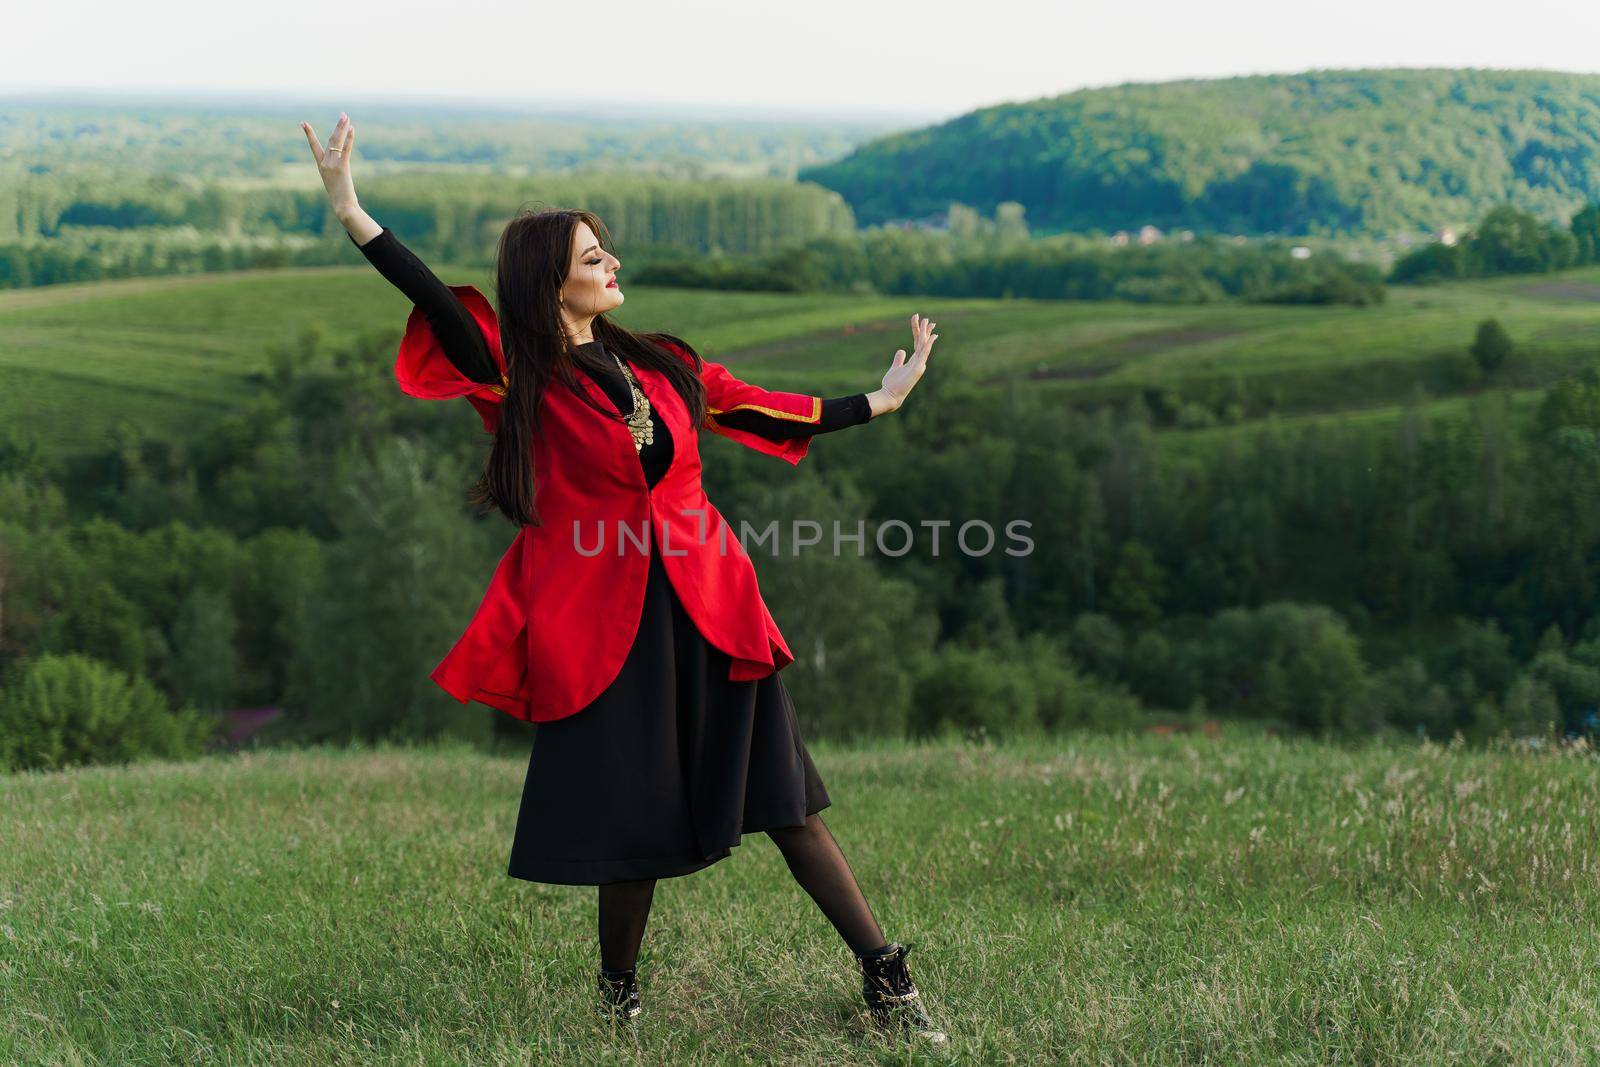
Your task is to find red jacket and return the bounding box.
[394,284,827,724]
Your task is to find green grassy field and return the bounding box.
[9,262,1600,459]
[3,733,1598,1063]
[0,266,933,458]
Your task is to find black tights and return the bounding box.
[596,812,888,972]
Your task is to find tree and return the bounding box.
[1470,318,1513,378]
[1570,202,1600,265]
[1535,365,1600,438]
[909,640,1040,741]
[281,437,492,745]
[0,653,214,771]
[169,585,239,713]
[1468,205,1577,275]
[994,201,1029,247]
[743,476,938,742]
[1193,601,1371,735]
[1104,539,1166,624]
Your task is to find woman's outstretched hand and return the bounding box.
[871,313,939,416]
[299,112,359,219]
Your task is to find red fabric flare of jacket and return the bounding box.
[393,284,826,724]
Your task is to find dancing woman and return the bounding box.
[300,112,946,1045]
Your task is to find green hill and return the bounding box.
[799,68,1600,238]
[9,260,1600,459]
[0,267,929,457]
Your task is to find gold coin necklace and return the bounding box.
[611,352,654,452]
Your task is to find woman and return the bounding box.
[300,112,947,1045]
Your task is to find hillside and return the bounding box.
[0,267,924,457]
[799,68,1600,238]
[8,262,1600,458]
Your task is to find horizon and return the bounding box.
[10,0,1600,120]
[6,63,1600,129]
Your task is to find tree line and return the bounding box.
[0,170,1384,305]
[1391,203,1600,282]
[0,171,856,287]
[637,225,1386,306]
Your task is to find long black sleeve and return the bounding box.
[350,226,501,386]
[710,392,873,441]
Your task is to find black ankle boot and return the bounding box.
[596,965,641,1022]
[855,941,949,1046]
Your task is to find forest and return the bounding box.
[801,69,1600,236]
[10,293,1600,770]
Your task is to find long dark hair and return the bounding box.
[470,207,710,526]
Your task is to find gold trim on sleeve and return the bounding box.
[706,396,822,423]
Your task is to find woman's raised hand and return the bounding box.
[299,112,359,218]
[880,313,940,411]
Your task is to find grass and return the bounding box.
[12,260,1600,460]
[0,266,939,458]
[3,731,1598,1063]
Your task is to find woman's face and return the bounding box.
[560,221,623,322]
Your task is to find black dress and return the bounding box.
[352,227,874,885]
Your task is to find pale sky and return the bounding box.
[5,0,1600,123]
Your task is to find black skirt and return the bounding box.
[507,537,832,886]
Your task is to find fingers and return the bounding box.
[302,115,350,156]
[908,313,937,362]
[299,114,351,165]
